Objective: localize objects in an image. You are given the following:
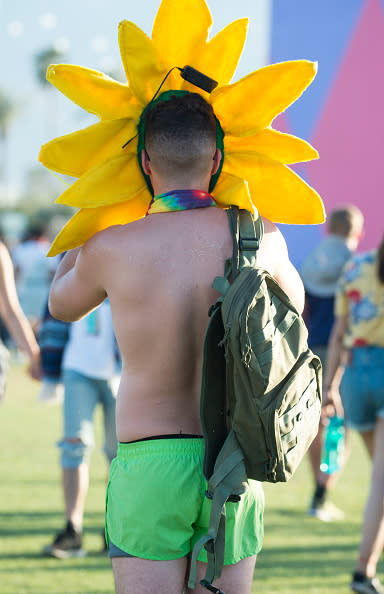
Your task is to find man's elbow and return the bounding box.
[48,292,79,323]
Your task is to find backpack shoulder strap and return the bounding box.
[226,207,263,278]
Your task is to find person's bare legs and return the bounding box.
[308,424,341,513]
[308,423,324,474]
[185,555,257,594]
[112,555,256,594]
[63,448,89,530]
[308,424,339,489]
[112,557,188,594]
[356,418,384,578]
[359,429,374,459]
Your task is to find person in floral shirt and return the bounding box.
[336,252,384,348]
[324,238,384,594]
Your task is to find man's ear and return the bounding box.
[211,149,222,176]
[141,149,152,175]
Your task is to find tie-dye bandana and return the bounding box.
[147,190,216,215]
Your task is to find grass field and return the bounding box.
[0,362,382,594]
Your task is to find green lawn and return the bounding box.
[0,362,382,593]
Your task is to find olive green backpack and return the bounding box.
[188,207,322,593]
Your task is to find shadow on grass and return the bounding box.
[254,508,361,591]
[1,476,107,486]
[0,553,110,565]
[258,541,357,564]
[0,510,105,538]
[255,544,356,591]
[266,518,359,535]
[255,528,358,590]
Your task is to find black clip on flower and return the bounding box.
[122,66,218,148]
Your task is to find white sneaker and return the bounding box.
[38,381,64,406]
[308,500,345,522]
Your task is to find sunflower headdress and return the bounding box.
[39,0,325,257]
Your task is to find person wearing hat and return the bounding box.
[301,205,364,522]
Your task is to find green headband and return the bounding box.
[137,90,225,196]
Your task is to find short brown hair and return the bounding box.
[144,93,217,180]
[328,205,364,237]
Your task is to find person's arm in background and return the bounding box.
[322,314,348,417]
[0,242,41,380]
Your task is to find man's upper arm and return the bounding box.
[274,258,305,314]
[49,243,107,322]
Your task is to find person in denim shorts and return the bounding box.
[301,206,364,521]
[42,300,119,558]
[324,236,384,594]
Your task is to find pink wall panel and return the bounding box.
[309,0,384,250]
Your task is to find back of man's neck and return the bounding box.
[152,180,210,195]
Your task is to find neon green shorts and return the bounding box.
[105,437,264,564]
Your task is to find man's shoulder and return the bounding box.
[83,219,146,253]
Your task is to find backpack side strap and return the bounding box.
[188,431,248,592]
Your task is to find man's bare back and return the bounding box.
[104,206,232,441]
[49,205,304,443]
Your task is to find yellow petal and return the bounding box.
[225,128,318,165]
[119,21,172,105]
[47,64,139,120]
[152,0,212,71]
[223,152,325,224]
[56,154,146,208]
[39,119,138,178]
[183,18,248,92]
[211,60,317,136]
[48,191,151,257]
[212,171,254,212]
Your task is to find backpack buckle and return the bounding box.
[226,494,241,503]
[239,237,259,252]
[200,579,225,594]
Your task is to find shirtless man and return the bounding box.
[49,93,304,594]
